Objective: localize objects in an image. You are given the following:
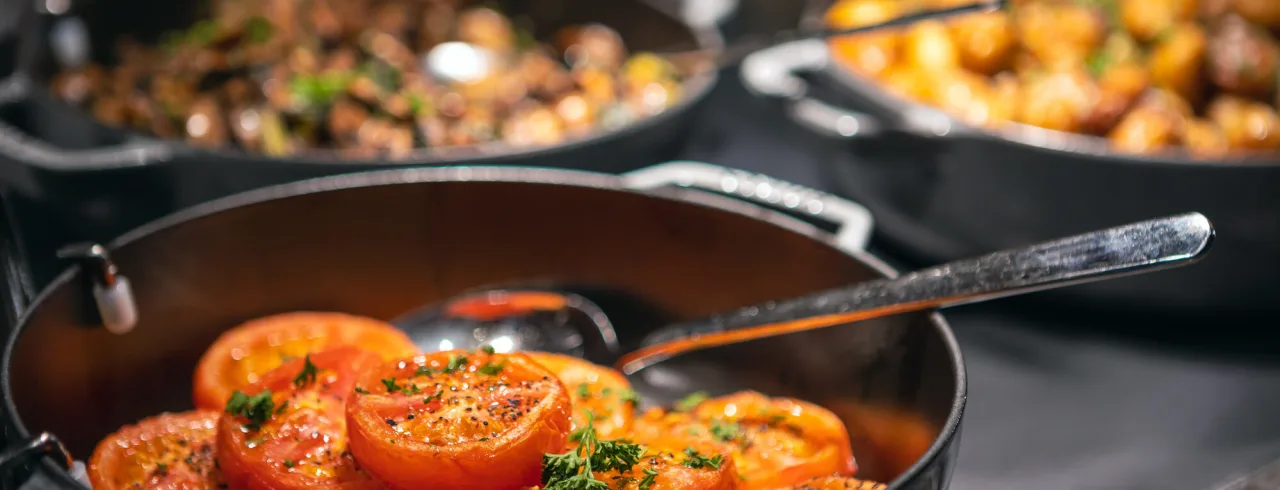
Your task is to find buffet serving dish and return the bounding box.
[741,1,1280,314]
[0,162,964,490]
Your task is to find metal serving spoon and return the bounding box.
[397,212,1214,374]
[423,0,1005,84]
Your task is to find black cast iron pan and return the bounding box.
[0,162,963,490]
[739,4,1280,317]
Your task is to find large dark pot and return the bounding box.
[740,32,1280,317]
[0,163,963,490]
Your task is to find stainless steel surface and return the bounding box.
[391,289,621,361]
[1210,456,1280,490]
[618,213,1214,374]
[55,243,115,287]
[623,161,874,252]
[0,432,72,474]
[52,242,136,335]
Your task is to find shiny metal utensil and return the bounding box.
[616,212,1214,374]
[423,0,1003,84]
[392,289,621,362]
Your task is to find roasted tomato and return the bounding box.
[632,391,857,490]
[345,349,572,490]
[595,447,739,490]
[791,475,887,490]
[194,311,419,410]
[216,347,385,490]
[88,411,223,490]
[526,351,638,441]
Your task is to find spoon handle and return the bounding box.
[617,212,1214,374]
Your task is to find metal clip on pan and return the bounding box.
[56,243,137,335]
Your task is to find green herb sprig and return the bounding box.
[541,415,644,490]
[225,390,275,431]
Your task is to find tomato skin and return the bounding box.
[216,347,385,490]
[632,391,857,490]
[88,411,223,490]
[194,312,419,411]
[525,351,636,441]
[596,449,740,490]
[346,350,572,490]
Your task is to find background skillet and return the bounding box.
[0,0,723,288]
[740,0,1280,316]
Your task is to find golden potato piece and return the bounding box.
[1147,23,1207,103]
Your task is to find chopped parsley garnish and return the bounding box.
[154,463,168,476]
[293,354,318,388]
[480,345,496,355]
[638,467,659,490]
[283,459,295,469]
[542,415,644,490]
[680,447,724,470]
[289,72,354,110]
[618,389,641,407]
[400,383,423,395]
[444,354,468,374]
[423,391,443,404]
[354,387,370,394]
[576,383,593,399]
[709,419,741,443]
[414,365,436,377]
[674,392,709,412]
[478,361,506,376]
[275,401,289,415]
[245,16,273,44]
[224,389,275,430]
[380,378,402,393]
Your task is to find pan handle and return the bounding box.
[623,161,875,252]
[0,75,175,171]
[740,39,962,140]
[0,186,33,329]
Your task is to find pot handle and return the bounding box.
[623,161,875,252]
[0,434,81,486]
[739,39,889,139]
[0,75,174,171]
[0,187,32,329]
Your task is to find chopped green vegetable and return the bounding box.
[224,389,275,430]
[638,467,659,490]
[478,361,506,376]
[444,354,468,374]
[481,345,496,355]
[289,72,354,110]
[380,378,402,393]
[680,447,724,470]
[293,354,319,388]
[709,419,741,443]
[245,16,273,44]
[674,392,709,412]
[542,415,645,490]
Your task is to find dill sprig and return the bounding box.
[542,415,644,490]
